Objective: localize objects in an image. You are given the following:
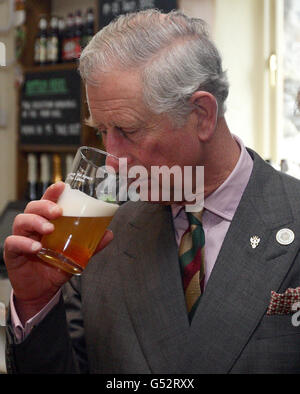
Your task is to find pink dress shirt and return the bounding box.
[11,134,253,343]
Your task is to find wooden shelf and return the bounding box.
[23,62,78,74]
[19,144,79,153]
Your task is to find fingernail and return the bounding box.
[42,222,54,232]
[31,241,42,252]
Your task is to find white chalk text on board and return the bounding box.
[20,70,81,145]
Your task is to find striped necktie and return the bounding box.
[178,210,205,322]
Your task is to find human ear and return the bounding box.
[189,91,218,142]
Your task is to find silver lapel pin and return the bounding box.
[276,228,295,245]
[250,236,260,249]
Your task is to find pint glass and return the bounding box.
[37,147,120,275]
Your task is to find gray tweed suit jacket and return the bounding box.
[5,149,300,373]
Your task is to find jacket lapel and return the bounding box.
[119,202,191,373]
[178,150,300,373]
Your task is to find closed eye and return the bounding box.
[116,127,137,136]
[96,127,137,142]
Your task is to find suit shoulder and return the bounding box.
[250,149,300,195]
[279,170,300,191]
[281,171,300,210]
[271,167,300,216]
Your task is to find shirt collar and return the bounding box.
[171,134,254,221]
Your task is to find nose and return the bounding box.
[105,154,119,173]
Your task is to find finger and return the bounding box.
[4,235,42,261]
[13,213,55,237]
[25,200,62,220]
[41,181,65,202]
[93,230,114,255]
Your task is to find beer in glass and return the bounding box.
[37,147,120,275]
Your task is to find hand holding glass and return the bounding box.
[37,147,119,275]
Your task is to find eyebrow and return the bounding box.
[85,115,143,131]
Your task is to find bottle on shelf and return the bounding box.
[52,154,63,183]
[38,154,51,198]
[15,0,26,61]
[74,10,83,60]
[62,13,76,62]
[58,17,66,63]
[47,16,59,64]
[65,154,74,177]
[26,154,38,201]
[82,8,95,48]
[34,16,48,66]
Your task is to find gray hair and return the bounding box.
[79,9,229,126]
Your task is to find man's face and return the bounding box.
[87,69,202,170]
[87,70,203,203]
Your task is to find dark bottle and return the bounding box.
[58,17,65,63]
[47,16,59,64]
[26,154,38,201]
[37,154,51,198]
[81,8,95,48]
[62,13,76,62]
[73,10,83,59]
[34,16,48,65]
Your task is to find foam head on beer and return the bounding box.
[58,183,119,217]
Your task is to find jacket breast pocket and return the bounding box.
[233,314,300,373]
[255,314,300,340]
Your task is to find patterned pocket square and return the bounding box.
[267,287,300,315]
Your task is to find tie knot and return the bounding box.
[186,210,203,226]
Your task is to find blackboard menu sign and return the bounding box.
[99,0,178,28]
[20,69,81,145]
